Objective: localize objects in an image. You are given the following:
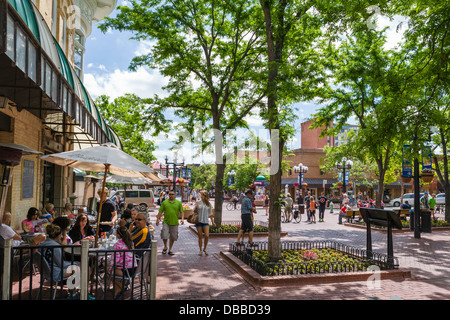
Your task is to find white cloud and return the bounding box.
[134,40,155,56]
[83,66,169,99]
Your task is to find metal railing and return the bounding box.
[229,240,398,276]
[1,239,157,300]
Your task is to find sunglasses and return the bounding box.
[134,218,145,221]
[169,194,175,196]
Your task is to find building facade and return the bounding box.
[0,0,118,230]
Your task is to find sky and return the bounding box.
[83,1,407,165]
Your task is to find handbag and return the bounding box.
[187,203,199,224]
[187,212,199,224]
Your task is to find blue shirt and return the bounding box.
[241,197,253,215]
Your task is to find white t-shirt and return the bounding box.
[0,224,22,246]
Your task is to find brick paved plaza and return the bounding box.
[153,203,450,301]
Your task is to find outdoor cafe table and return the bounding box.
[20,232,45,241]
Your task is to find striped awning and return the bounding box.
[5,0,121,150]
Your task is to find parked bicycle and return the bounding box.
[226,201,241,211]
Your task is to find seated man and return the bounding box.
[338,205,348,224]
[129,212,153,257]
[0,212,46,246]
[400,201,412,210]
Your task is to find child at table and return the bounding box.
[108,226,138,299]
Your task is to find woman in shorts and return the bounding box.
[194,190,215,256]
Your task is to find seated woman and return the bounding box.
[68,213,95,245]
[61,203,75,219]
[39,224,79,282]
[108,226,138,299]
[21,207,42,233]
[41,203,55,223]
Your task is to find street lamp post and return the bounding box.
[336,158,353,195]
[165,155,185,196]
[293,163,308,196]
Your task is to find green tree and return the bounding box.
[96,94,169,164]
[99,0,267,226]
[189,164,216,190]
[312,26,407,208]
[395,0,450,221]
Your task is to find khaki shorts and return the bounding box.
[160,223,179,241]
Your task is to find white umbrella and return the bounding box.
[106,175,152,185]
[40,142,161,180]
[40,142,160,247]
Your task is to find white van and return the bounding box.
[109,189,155,209]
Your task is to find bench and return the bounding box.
[345,210,362,223]
[398,209,410,220]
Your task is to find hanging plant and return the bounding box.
[401,176,412,183]
[421,169,434,183]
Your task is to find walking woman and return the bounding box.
[194,190,215,256]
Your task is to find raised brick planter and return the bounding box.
[220,251,411,287]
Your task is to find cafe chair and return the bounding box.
[32,251,66,300]
[107,250,151,299]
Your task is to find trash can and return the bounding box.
[420,210,432,233]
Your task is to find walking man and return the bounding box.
[318,192,328,222]
[156,191,184,256]
[304,191,311,222]
[236,190,256,245]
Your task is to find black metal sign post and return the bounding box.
[360,208,403,266]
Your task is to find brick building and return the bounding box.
[0,0,119,230]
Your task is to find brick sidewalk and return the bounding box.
[151,207,450,300]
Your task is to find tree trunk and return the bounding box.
[212,113,225,227]
[214,162,225,227]
[260,0,286,262]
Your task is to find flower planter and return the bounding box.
[421,173,434,183]
[401,176,412,183]
[180,209,193,219]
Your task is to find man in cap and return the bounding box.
[420,192,430,210]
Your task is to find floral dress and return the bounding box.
[109,239,138,270]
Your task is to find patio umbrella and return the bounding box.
[106,174,152,207]
[40,142,161,247]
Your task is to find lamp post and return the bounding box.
[165,155,185,196]
[336,158,353,195]
[293,163,308,196]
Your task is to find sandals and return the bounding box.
[163,248,175,256]
[203,250,209,256]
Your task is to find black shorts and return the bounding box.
[240,214,254,232]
